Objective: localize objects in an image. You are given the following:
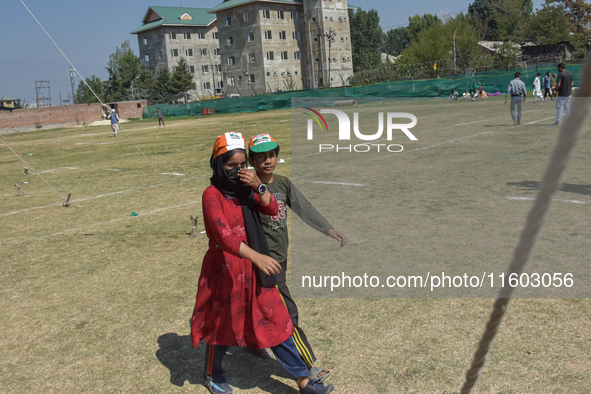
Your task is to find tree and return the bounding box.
[407,14,442,42]
[489,0,535,42]
[546,0,591,50]
[348,7,384,71]
[153,67,172,103]
[104,41,142,102]
[529,5,573,45]
[384,27,410,57]
[468,0,501,40]
[399,14,480,68]
[75,75,104,104]
[170,57,195,100]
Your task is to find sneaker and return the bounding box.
[552,122,561,126]
[204,373,232,394]
[300,379,334,394]
[513,120,517,126]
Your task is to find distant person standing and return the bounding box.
[532,73,543,103]
[157,108,165,127]
[108,109,119,137]
[551,73,558,99]
[505,72,527,126]
[553,63,573,126]
[543,72,553,102]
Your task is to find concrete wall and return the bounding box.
[0,101,146,133]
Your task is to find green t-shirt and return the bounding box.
[260,174,333,262]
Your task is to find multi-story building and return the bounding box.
[131,6,223,100]
[132,2,355,98]
[208,0,355,95]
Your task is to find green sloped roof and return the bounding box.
[208,0,356,13]
[131,6,216,34]
[1,95,19,101]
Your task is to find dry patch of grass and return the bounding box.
[1,99,590,393]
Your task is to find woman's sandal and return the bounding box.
[308,366,331,383]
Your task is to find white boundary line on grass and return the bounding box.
[0,183,165,218]
[1,200,202,248]
[311,181,366,186]
[506,196,587,204]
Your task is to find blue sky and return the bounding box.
[1,0,545,104]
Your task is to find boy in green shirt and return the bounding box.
[247,133,346,382]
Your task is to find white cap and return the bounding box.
[111,109,115,112]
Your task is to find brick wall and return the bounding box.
[0,100,146,132]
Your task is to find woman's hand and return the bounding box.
[239,242,280,275]
[251,254,281,276]
[238,168,261,190]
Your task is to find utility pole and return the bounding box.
[69,67,76,104]
[453,28,458,74]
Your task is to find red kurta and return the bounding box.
[191,185,293,349]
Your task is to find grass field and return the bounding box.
[1,96,590,393]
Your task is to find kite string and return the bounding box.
[19,0,194,218]
[0,136,65,200]
[460,56,591,393]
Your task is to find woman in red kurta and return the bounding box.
[191,132,334,394]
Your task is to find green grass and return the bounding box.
[1,98,590,393]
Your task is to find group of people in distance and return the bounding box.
[505,63,573,126]
[448,86,488,102]
[192,131,345,394]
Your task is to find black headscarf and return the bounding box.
[210,151,277,287]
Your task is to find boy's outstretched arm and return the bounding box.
[288,180,346,247]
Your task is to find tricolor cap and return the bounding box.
[249,133,278,153]
[212,131,246,159]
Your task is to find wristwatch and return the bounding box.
[257,183,267,195]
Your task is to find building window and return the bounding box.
[266,51,274,60]
[213,48,220,56]
[291,11,298,20]
[294,51,301,60]
[227,56,235,65]
[184,33,191,39]
[279,31,287,40]
[196,32,205,39]
[215,64,222,72]
[203,82,211,90]
[185,48,193,56]
[190,66,195,73]
[155,50,162,59]
[172,66,177,72]
[171,49,179,57]
[248,74,255,84]
[238,75,242,82]
[143,37,148,45]
[226,36,234,46]
[295,70,299,75]
[227,76,235,86]
[248,53,256,63]
[262,9,271,19]
[200,48,208,56]
[246,32,254,42]
[281,51,288,60]
[202,65,209,74]
[277,11,285,20]
[264,30,272,40]
[266,72,271,77]
[144,54,150,62]
[243,12,249,22]
[170,32,177,39]
[212,32,218,39]
[217,81,224,89]
[223,16,232,26]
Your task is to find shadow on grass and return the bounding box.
[507,181,591,196]
[156,333,297,393]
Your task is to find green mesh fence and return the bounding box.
[144,64,583,118]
